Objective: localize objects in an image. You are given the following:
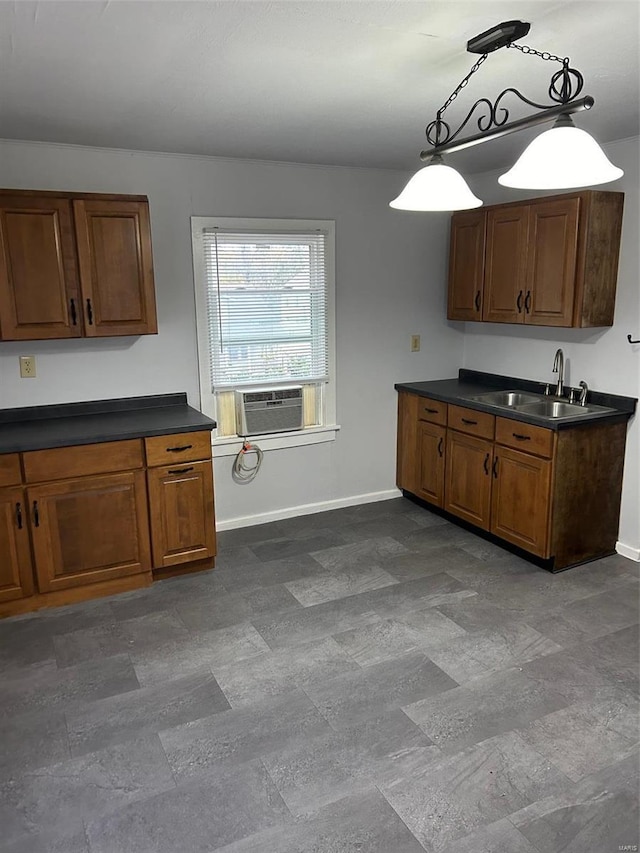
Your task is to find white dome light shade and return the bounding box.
[499,116,624,189]
[390,158,482,211]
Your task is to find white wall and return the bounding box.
[2,137,636,552]
[461,136,640,555]
[0,139,462,525]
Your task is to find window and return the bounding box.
[191,218,337,453]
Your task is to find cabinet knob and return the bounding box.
[70,298,77,326]
[474,291,481,312]
[492,457,499,478]
[437,437,444,457]
[516,290,524,313]
[512,433,531,441]
[32,500,40,527]
[461,418,478,425]
[86,298,94,325]
[15,502,23,530]
[483,453,490,475]
[167,466,194,475]
[166,445,193,453]
[524,290,532,314]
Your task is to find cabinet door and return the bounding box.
[416,421,445,507]
[0,489,34,603]
[447,210,486,321]
[147,460,216,569]
[0,196,81,340]
[444,431,493,530]
[396,392,419,494]
[483,205,529,324]
[491,447,552,557]
[73,199,158,337]
[29,471,152,592]
[526,197,580,327]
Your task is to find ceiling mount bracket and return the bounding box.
[467,20,530,54]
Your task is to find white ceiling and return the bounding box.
[1,1,638,174]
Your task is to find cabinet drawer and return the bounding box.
[496,418,554,458]
[145,431,212,467]
[416,397,447,426]
[0,454,22,487]
[23,439,144,483]
[448,405,495,439]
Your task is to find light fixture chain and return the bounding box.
[438,53,488,118]
[507,42,568,66]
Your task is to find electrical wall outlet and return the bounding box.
[19,355,36,378]
[410,334,421,352]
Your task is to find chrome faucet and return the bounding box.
[552,348,564,397]
[578,380,588,406]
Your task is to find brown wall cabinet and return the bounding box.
[447,190,624,328]
[397,391,627,569]
[0,190,158,341]
[0,429,216,618]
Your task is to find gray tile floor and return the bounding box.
[1,498,639,852]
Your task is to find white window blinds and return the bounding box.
[202,229,328,390]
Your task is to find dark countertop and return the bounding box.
[395,369,637,431]
[0,394,216,454]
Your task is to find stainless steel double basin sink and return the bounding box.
[468,390,611,420]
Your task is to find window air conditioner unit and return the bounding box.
[235,387,304,436]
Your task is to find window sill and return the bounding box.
[211,425,341,457]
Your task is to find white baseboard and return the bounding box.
[216,488,403,531]
[616,541,640,562]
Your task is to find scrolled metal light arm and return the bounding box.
[419,22,593,162]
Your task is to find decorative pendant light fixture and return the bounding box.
[391,20,623,211]
[498,114,624,189]
[389,155,481,210]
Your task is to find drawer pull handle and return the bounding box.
[524,290,532,314]
[461,418,478,425]
[513,433,531,441]
[32,500,40,527]
[492,457,499,478]
[86,298,93,325]
[15,502,22,529]
[166,444,193,453]
[517,290,523,313]
[475,290,481,312]
[423,407,439,414]
[70,298,77,326]
[437,437,444,457]
[483,453,490,475]
[168,466,194,475]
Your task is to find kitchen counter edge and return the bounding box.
[0,393,217,454]
[395,370,637,431]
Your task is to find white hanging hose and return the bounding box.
[232,438,263,484]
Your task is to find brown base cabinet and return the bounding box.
[444,431,493,531]
[397,391,627,570]
[0,487,34,603]
[146,434,217,572]
[0,430,216,618]
[490,446,552,556]
[416,421,446,507]
[28,471,152,593]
